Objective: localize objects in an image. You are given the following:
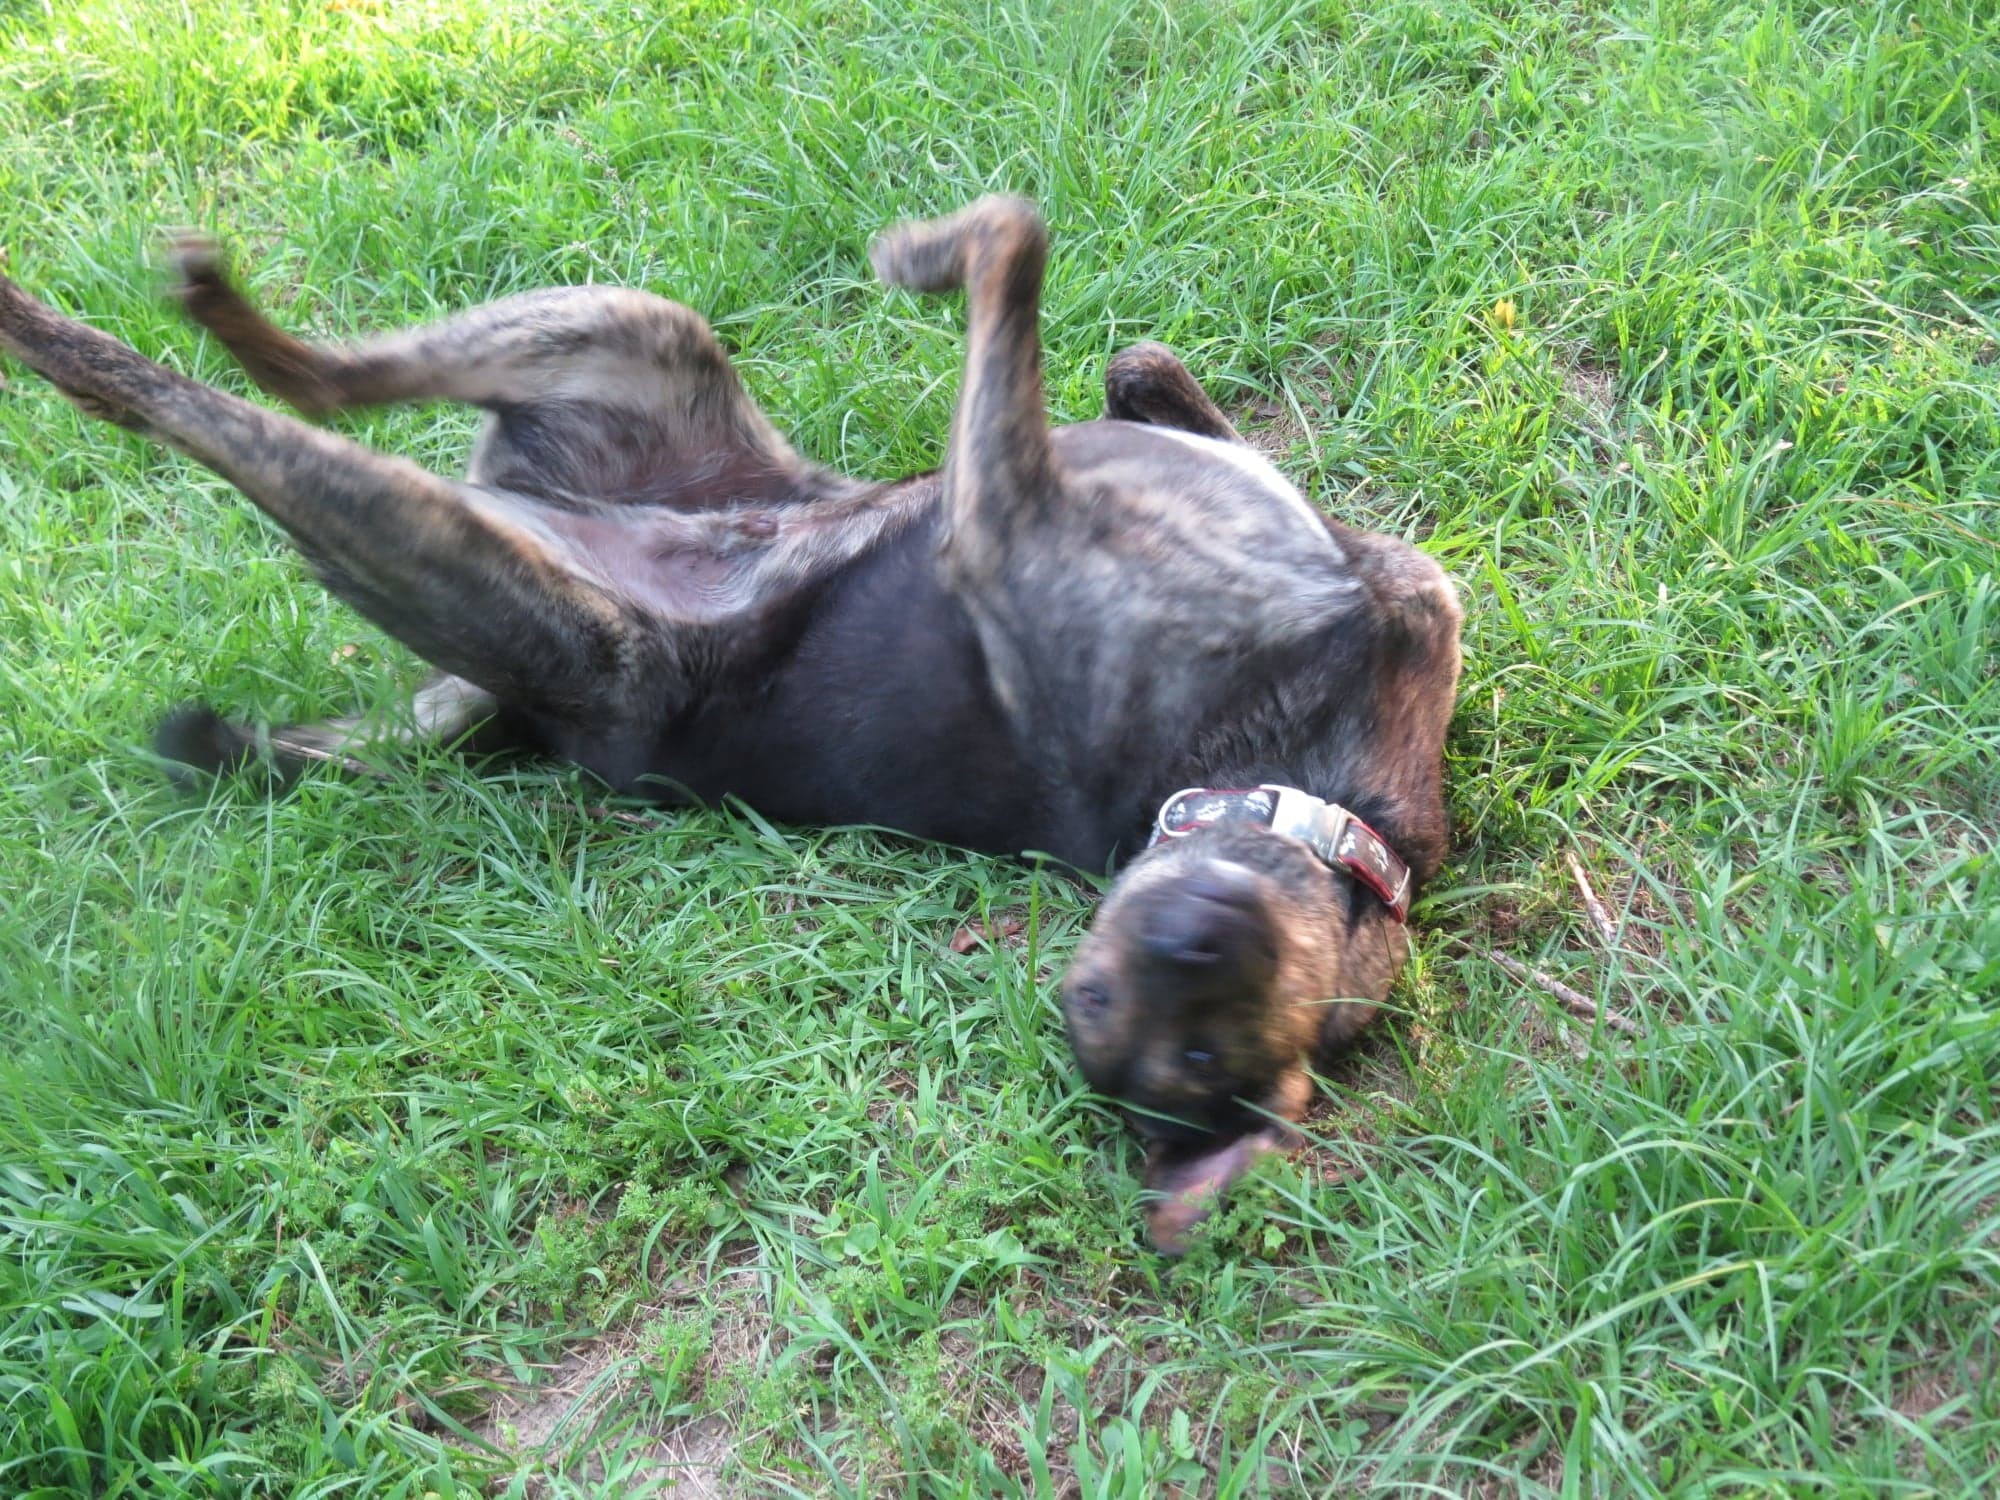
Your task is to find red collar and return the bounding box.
[1147,784,1413,923]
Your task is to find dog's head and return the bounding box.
[1063,819,1341,1139]
[1062,811,1405,1249]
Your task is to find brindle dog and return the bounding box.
[0,198,1461,1250]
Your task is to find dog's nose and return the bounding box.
[1139,863,1272,969]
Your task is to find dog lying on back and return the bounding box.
[0,198,1462,1250]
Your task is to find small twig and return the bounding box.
[1479,946,1642,1036]
[584,802,665,828]
[1565,850,1619,949]
[529,797,663,828]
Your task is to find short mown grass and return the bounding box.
[1,0,1995,1494]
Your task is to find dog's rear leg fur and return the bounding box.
[0,275,642,726]
[167,239,803,498]
[163,242,820,775]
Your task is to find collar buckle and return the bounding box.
[1262,784,1350,866]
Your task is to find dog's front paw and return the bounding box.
[869,195,1044,294]
[161,231,228,306]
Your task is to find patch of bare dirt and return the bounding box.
[1886,1332,1995,1482]
[926,1294,1085,1492]
[864,1067,922,1130]
[1560,359,1617,426]
[468,1258,778,1496]
[1559,355,1629,472]
[469,1334,737,1496]
[1316,1022,1420,1120]
[1238,395,1309,460]
[1237,330,1343,462]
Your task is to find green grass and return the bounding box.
[1,0,1995,1493]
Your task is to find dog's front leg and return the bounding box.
[1101,341,1245,442]
[869,197,1062,574]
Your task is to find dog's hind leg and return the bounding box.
[167,239,803,500]
[1102,342,1244,443]
[0,275,648,724]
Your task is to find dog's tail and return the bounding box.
[152,702,390,789]
[150,673,508,790]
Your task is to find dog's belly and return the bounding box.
[639,516,1128,868]
[525,423,1353,866]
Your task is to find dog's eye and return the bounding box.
[1183,1048,1217,1071]
[1070,982,1110,1012]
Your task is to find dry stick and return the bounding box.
[1478,946,1643,1036]
[584,803,666,828]
[528,798,665,828]
[1565,850,1620,950]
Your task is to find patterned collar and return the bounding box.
[1148,784,1412,922]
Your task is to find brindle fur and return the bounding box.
[0,197,1462,1250]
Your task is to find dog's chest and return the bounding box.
[1048,421,1349,608]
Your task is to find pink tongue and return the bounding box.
[1144,1128,1288,1254]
